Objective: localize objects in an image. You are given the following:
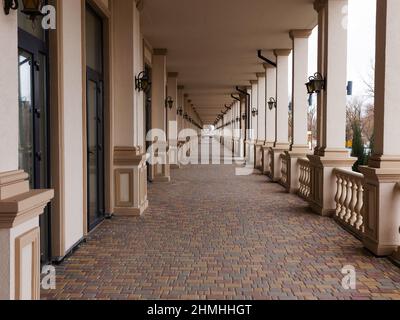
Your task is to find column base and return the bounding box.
[245,140,255,166]
[114,200,149,216]
[269,144,290,182]
[254,141,264,170]
[152,175,171,183]
[359,164,400,256]
[114,147,149,217]
[307,152,356,217]
[261,142,274,175]
[285,148,312,193]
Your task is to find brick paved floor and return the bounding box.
[42,161,400,300]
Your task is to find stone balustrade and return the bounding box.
[298,158,311,200]
[280,153,288,188]
[333,168,365,239]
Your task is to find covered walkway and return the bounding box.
[42,143,400,300]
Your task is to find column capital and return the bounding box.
[274,49,292,57]
[314,0,327,12]
[263,63,275,70]
[153,48,168,56]
[168,72,179,78]
[289,29,313,39]
[256,72,265,78]
[250,80,258,85]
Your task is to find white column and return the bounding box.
[150,49,170,182]
[274,49,291,148]
[152,49,167,132]
[316,0,349,157]
[262,64,276,174]
[250,80,258,142]
[265,65,276,146]
[254,73,266,169]
[307,0,354,216]
[246,87,252,141]
[177,86,185,140]
[284,30,313,193]
[257,73,266,142]
[167,73,179,167]
[360,0,400,256]
[268,50,291,181]
[290,30,312,152]
[167,73,178,142]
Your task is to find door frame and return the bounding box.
[81,0,113,234]
[18,28,52,263]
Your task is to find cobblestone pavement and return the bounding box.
[42,162,400,300]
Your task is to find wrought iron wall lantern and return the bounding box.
[177,108,183,116]
[183,112,188,119]
[242,114,247,121]
[268,97,277,110]
[236,117,240,122]
[252,108,258,117]
[165,96,174,109]
[305,72,325,94]
[4,0,44,20]
[135,71,151,92]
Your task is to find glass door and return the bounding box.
[18,27,50,263]
[86,71,105,230]
[86,5,105,230]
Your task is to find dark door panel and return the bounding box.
[86,5,105,231]
[18,28,51,264]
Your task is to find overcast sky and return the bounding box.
[305,0,376,97]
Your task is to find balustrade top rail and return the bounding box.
[333,168,364,179]
[297,158,310,165]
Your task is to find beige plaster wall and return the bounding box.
[112,0,135,147]
[0,13,18,173]
[62,0,84,250]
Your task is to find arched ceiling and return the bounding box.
[141,0,317,124]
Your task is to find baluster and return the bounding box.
[306,165,310,198]
[335,172,342,217]
[339,176,348,219]
[349,178,358,227]
[355,180,364,231]
[344,178,353,222]
[299,164,305,196]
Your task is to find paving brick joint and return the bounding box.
[42,164,400,300]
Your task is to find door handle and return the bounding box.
[34,108,41,118]
[35,151,42,161]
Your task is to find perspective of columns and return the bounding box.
[2,0,400,303]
